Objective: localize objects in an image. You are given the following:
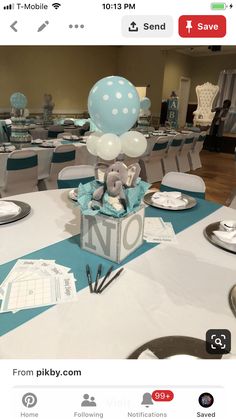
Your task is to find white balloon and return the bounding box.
[97,133,121,161]
[86,132,103,156]
[120,131,147,157]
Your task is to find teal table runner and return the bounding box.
[0,198,221,336]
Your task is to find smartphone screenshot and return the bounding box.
[0,1,235,417]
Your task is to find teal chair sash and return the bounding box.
[57,176,94,189]
[160,184,205,199]
[198,135,206,142]
[171,139,183,147]
[153,141,168,151]
[7,155,38,171]
[185,137,194,144]
[52,150,76,163]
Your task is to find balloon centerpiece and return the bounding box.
[79,74,151,218]
[10,92,32,144]
[77,76,151,262]
[137,96,152,131]
[10,92,28,117]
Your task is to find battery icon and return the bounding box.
[211,2,227,10]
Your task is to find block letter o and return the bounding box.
[123,214,142,250]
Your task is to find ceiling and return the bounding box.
[161,46,236,56]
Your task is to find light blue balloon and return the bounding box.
[88,76,140,135]
[140,97,151,110]
[10,92,27,109]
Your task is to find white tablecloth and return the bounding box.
[0,190,236,358]
[0,142,96,188]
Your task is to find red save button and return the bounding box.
[179,15,226,37]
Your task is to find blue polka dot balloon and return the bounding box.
[140,97,151,110]
[88,76,140,135]
[10,92,28,109]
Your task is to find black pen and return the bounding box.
[94,264,102,293]
[86,264,93,293]
[99,268,124,294]
[96,265,114,293]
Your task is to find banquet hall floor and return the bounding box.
[155,150,236,206]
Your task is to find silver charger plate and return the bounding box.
[144,191,197,211]
[0,200,31,225]
[128,336,222,359]
[204,221,236,254]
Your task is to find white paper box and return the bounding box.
[80,205,145,263]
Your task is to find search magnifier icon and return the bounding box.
[215,338,222,346]
[206,329,231,355]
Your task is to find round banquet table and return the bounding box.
[0,189,235,359]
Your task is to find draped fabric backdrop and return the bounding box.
[217,69,236,133]
[217,69,236,108]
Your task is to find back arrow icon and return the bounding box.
[10,21,18,32]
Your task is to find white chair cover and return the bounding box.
[162,134,184,174]
[58,165,95,181]
[229,196,236,209]
[176,134,196,173]
[139,136,173,183]
[188,132,206,170]
[1,150,38,197]
[161,172,206,194]
[41,144,76,190]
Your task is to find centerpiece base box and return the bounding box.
[80,205,145,263]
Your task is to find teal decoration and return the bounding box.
[52,150,75,163]
[57,177,95,189]
[10,92,27,109]
[88,76,140,135]
[153,141,168,151]
[74,119,88,127]
[7,155,38,171]
[140,97,151,110]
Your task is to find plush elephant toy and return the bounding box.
[91,161,141,211]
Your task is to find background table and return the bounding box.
[0,189,235,358]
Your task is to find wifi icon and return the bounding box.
[52,3,61,9]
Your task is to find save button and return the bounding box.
[179,15,226,38]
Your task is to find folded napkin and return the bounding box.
[0,201,21,218]
[151,191,187,208]
[138,349,158,359]
[213,229,236,244]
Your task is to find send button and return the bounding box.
[122,16,173,37]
